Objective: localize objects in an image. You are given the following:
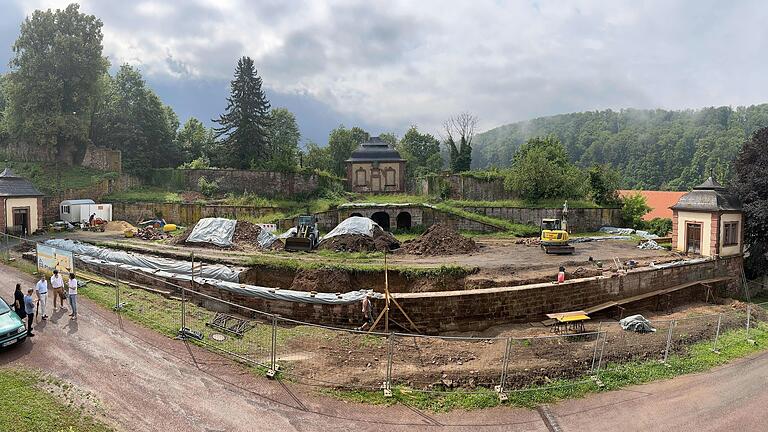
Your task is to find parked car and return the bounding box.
[0,297,27,347]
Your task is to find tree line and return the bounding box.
[473,105,768,190]
[0,4,479,180]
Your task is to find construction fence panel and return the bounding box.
[597,320,672,371]
[390,334,505,393]
[182,285,274,370]
[503,332,600,391]
[274,317,389,391]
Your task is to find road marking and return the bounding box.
[537,404,563,432]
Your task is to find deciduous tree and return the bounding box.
[733,127,768,277]
[443,112,477,172]
[263,108,300,171]
[5,3,107,163]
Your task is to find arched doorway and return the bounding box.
[370,211,390,231]
[396,212,412,230]
[350,212,363,217]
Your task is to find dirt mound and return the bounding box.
[402,224,478,256]
[173,220,283,250]
[105,220,135,232]
[317,226,400,252]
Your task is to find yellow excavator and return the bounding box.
[540,202,575,254]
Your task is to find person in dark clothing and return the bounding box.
[13,283,26,319]
[23,288,35,336]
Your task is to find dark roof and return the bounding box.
[670,177,741,212]
[346,136,405,162]
[0,168,44,197]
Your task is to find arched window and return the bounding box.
[396,212,412,230]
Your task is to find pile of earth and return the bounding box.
[317,226,400,252]
[401,224,478,256]
[173,220,282,250]
[105,220,136,232]
[135,226,168,240]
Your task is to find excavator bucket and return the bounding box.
[285,236,313,252]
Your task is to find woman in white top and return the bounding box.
[68,273,79,319]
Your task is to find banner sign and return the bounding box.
[36,244,74,275]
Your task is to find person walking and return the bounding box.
[13,283,26,320]
[51,270,66,311]
[359,293,374,331]
[35,274,49,320]
[23,288,35,336]
[68,273,79,320]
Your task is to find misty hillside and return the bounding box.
[472,104,768,190]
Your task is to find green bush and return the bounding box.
[621,193,651,229]
[646,217,673,236]
[179,156,211,169]
[198,176,219,197]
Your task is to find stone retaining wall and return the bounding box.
[111,202,284,225]
[386,256,742,333]
[146,169,325,197]
[76,253,742,333]
[461,206,622,233]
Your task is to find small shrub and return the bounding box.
[198,176,219,197]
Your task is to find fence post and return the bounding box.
[663,320,675,363]
[711,314,722,353]
[591,322,603,372]
[746,305,751,340]
[267,315,278,379]
[596,330,608,372]
[384,333,394,397]
[494,337,511,401]
[112,264,122,311]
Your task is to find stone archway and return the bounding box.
[350,212,363,217]
[370,211,390,231]
[396,211,412,230]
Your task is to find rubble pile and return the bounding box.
[317,226,400,252]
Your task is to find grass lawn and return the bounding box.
[103,187,183,203]
[0,369,113,432]
[0,161,115,194]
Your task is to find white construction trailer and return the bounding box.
[59,200,113,224]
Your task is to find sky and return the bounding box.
[1,1,767,145]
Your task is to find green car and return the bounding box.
[0,297,27,347]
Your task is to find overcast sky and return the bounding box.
[2,1,767,144]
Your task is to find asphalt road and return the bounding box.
[0,262,765,431]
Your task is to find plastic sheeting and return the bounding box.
[599,226,658,239]
[619,314,656,333]
[571,235,632,244]
[44,239,242,282]
[277,227,297,239]
[321,216,376,241]
[186,217,236,247]
[75,253,379,305]
[257,229,279,248]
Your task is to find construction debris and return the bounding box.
[511,237,541,246]
[402,224,478,256]
[638,239,665,250]
[174,219,282,250]
[135,226,168,241]
[619,314,656,333]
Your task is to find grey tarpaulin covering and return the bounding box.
[571,235,632,244]
[619,314,656,333]
[599,226,658,239]
[321,216,376,241]
[186,217,237,247]
[44,239,242,282]
[74,253,379,305]
[257,229,279,248]
[277,227,297,239]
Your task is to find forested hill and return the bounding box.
[472,104,768,190]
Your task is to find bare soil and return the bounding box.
[281,300,759,391]
[401,224,479,256]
